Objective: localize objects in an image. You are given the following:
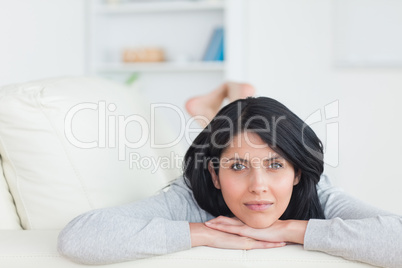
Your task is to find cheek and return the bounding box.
[218,174,246,205]
[273,178,295,205]
[219,179,243,198]
[218,169,236,189]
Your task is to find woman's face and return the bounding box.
[208,131,299,229]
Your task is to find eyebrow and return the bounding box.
[224,156,284,163]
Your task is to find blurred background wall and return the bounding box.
[1,0,401,214]
[0,0,86,85]
[245,0,402,214]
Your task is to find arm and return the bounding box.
[58,178,207,264]
[304,175,402,268]
[58,177,283,265]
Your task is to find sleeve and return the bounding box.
[304,175,402,268]
[57,179,209,265]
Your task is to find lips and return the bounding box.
[244,201,273,211]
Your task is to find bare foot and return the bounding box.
[185,82,255,127]
[185,92,223,128]
[226,82,255,102]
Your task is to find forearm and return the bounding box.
[58,210,191,264]
[304,216,402,268]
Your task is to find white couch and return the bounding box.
[0,77,375,267]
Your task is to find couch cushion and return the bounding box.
[0,230,376,268]
[0,76,182,229]
[0,157,21,229]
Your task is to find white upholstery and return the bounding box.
[0,230,372,268]
[0,158,21,229]
[0,77,375,267]
[0,77,181,230]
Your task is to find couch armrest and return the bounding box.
[0,230,374,268]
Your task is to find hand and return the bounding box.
[189,222,286,250]
[204,216,308,245]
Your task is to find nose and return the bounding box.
[248,169,269,194]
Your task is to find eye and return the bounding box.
[231,163,246,171]
[268,162,283,169]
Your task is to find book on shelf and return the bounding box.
[203,27,224,61]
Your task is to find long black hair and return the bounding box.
[183,97,325,220]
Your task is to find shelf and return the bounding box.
[95,1,224,14]
[96,61,225,73]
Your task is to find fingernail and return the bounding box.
[205,222,211,225]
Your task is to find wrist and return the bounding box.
[189,222,210,247]
[284,220,308,244]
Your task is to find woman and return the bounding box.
[58,83,402,268]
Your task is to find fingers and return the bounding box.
[205,217,289,245]
[221,236,286,250]
[206,216,243,226]
[205,220,245,236]
[205,217,282,243]
[248,239,286,250]
[205,222,286,250]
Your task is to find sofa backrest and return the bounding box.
[0,77,184,230]
[0,156,21,229]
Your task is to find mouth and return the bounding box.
[244,201,273,211]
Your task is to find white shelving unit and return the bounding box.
[94,1,225,14]
[88,0,227,76]
[87,0,247,143]
[97,61,225,73]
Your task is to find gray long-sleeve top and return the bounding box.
[57,175,402,267]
